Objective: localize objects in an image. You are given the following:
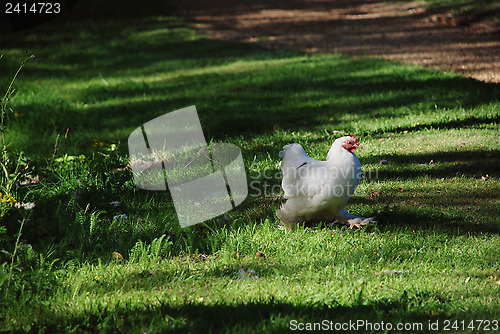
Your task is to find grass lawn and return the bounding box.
[0,1,499,332]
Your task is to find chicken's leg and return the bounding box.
[336,209,376,229]
[276,208,298,231]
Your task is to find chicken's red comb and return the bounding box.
[348,134,358,141]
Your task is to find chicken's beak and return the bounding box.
[354,142,362,149]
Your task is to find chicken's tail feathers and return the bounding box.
[278,148,285,159]
[279,144,299,159]
[279,143,311,170]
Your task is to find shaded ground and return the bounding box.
[169,0,500,83]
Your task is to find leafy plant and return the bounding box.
[129,234,173,263]
[0,55,37,298]
[0,55,34,219]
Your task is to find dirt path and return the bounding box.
[169,0,500,83]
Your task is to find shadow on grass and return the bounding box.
[39,294,491,333]
[11,60,497,159]
[1,0,499,158]
[371,207,500,235]
[367,149,500,178]
[1,0,499,262]
[372,115,500,135]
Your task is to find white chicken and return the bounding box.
[276,135,375,230]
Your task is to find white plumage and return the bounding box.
[276,135,374,230]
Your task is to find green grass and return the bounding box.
[0,0,499,332]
